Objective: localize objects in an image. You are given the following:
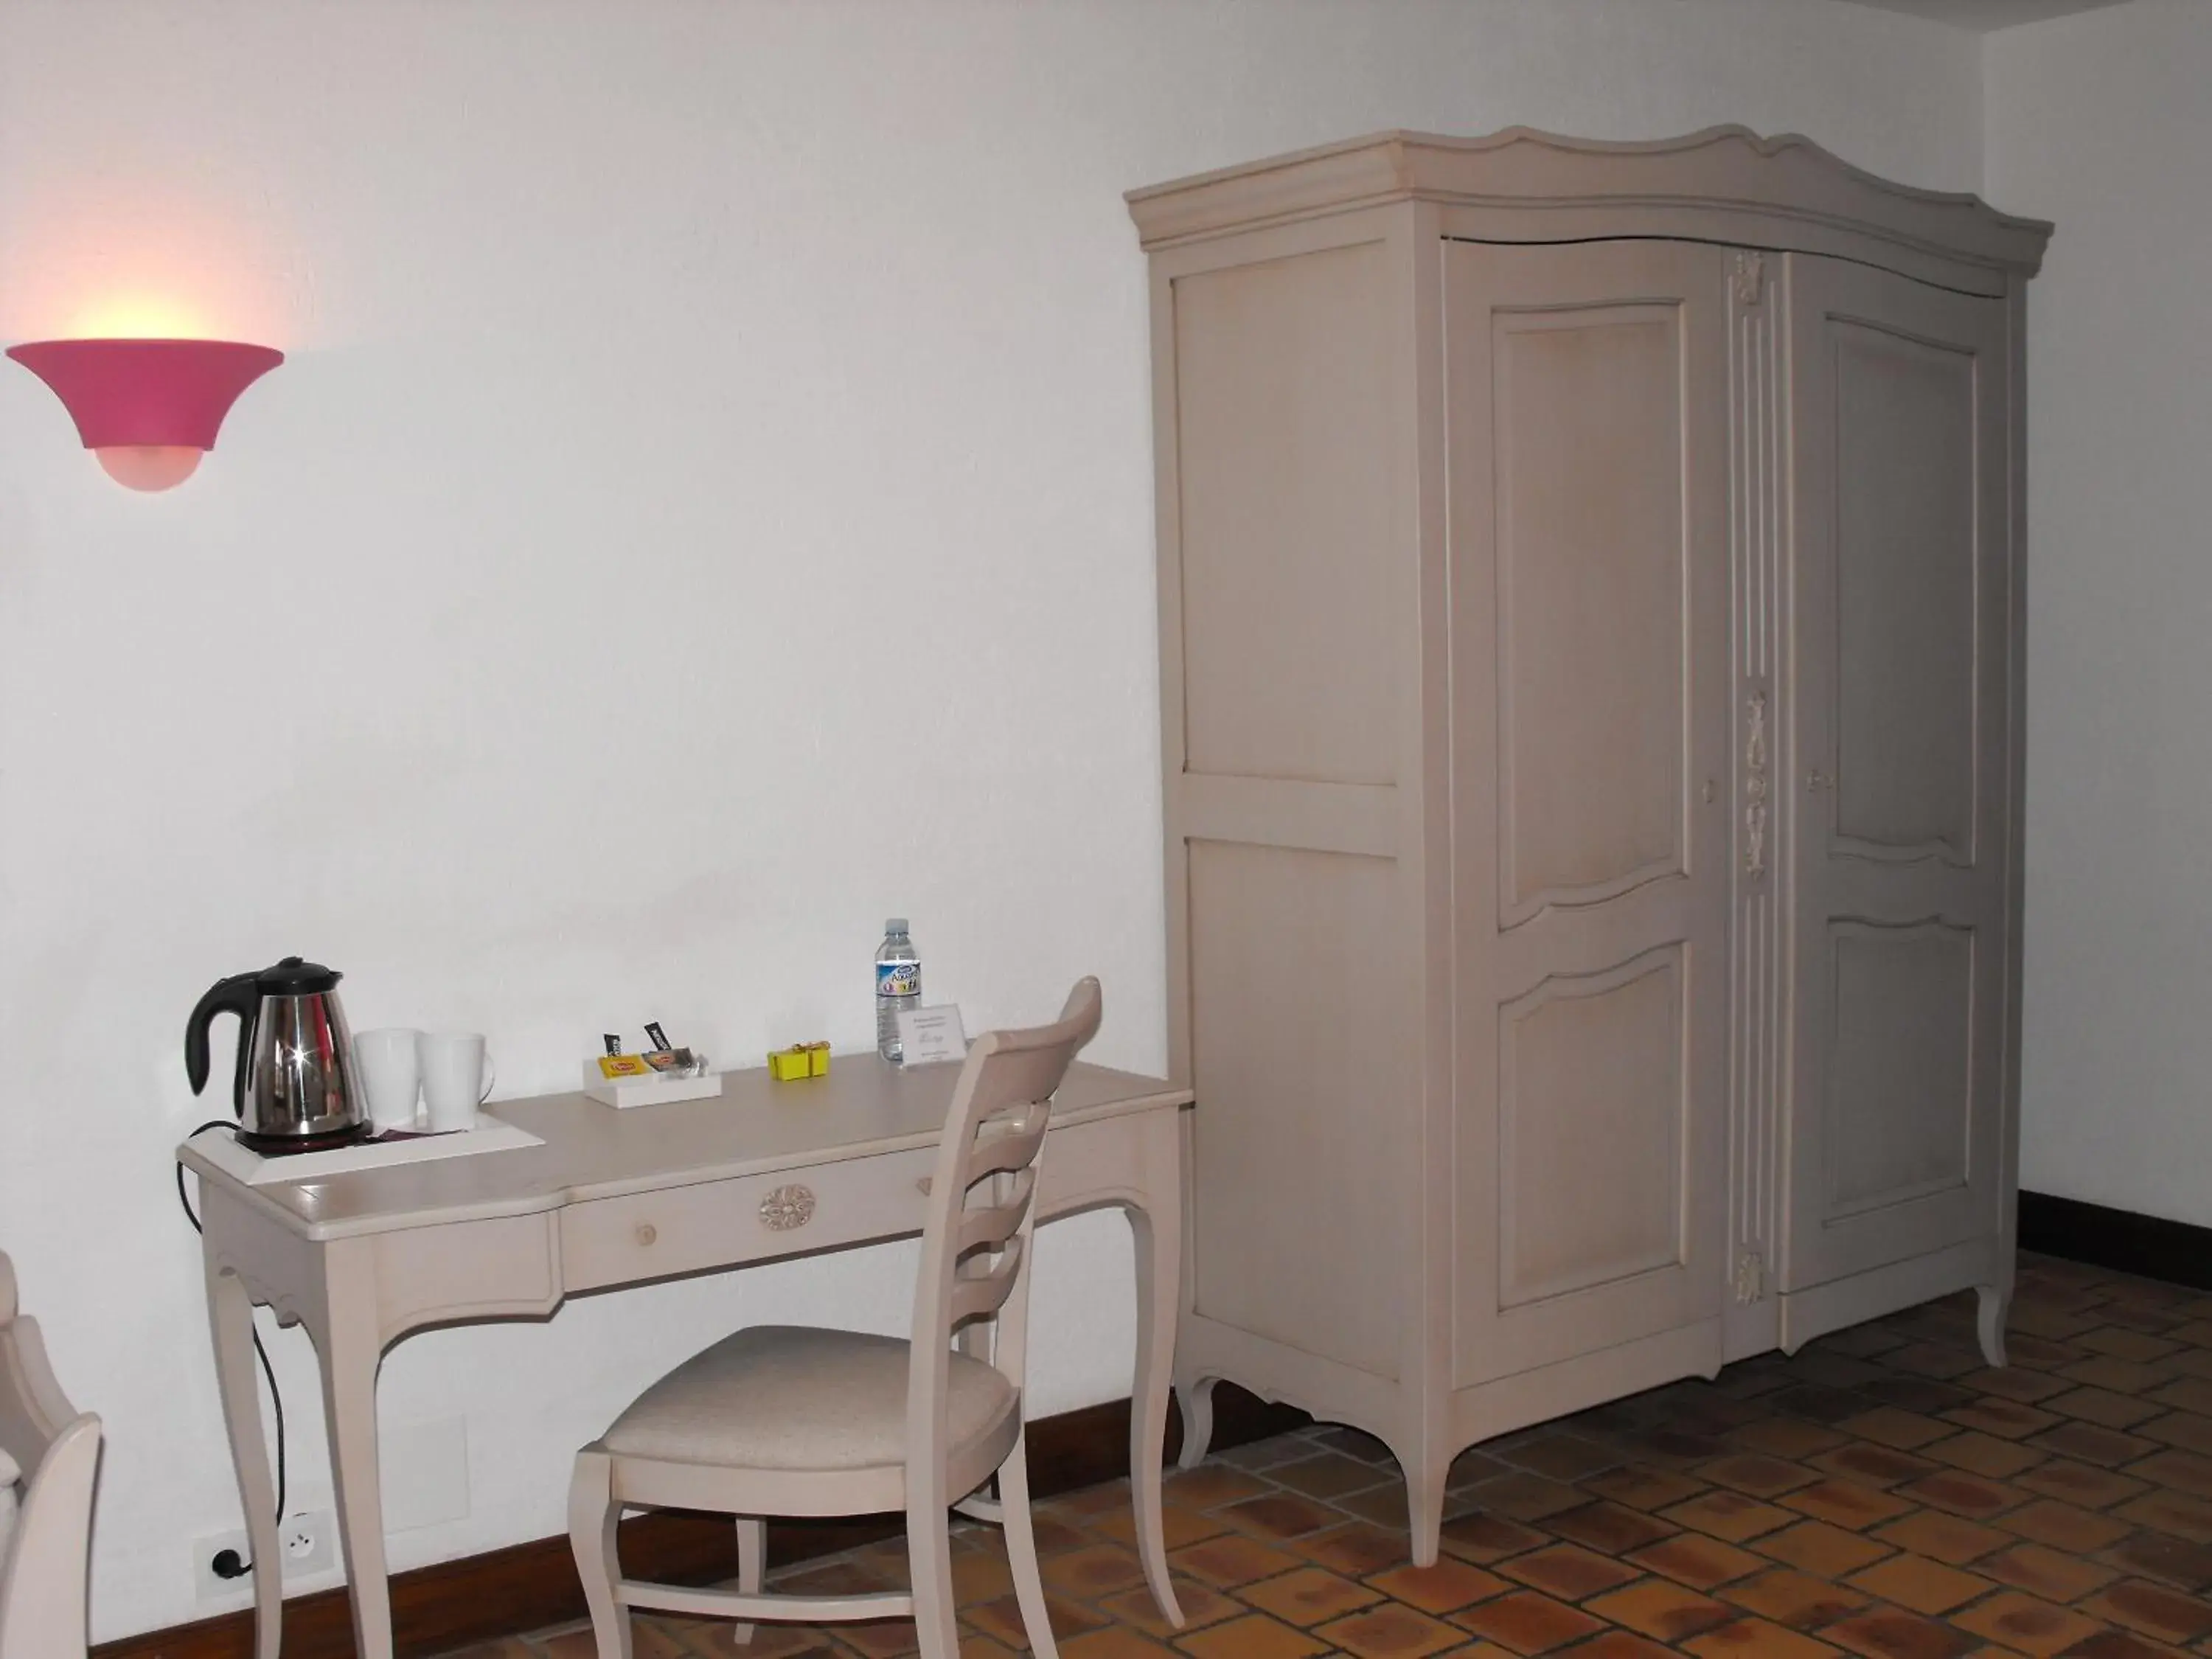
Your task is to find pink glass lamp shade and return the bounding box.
[5,338,283,490]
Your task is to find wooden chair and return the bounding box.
[568,978,1105,1659]
[0,1251,102,1659]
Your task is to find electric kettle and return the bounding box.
[186,956,369,1152]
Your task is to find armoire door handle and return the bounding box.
[1807,769,1833,792]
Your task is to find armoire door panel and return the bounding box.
[1482,879,1711,1005]
[1499,946,1689,1308]
[1495,305,1687,925]
[1186,838,1408,1378]
[1823,919,1976,1220]
[1171,241,1402,787]
[1450,240,1730,1386]
[1785,254,2010,1293]
[1833,321,1980,865]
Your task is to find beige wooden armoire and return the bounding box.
[1127,128,2050,1565]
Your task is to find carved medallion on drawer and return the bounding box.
[557,1150,932,1293]
[759,1184,816,1231]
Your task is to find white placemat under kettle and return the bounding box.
[187,1116,541,1187]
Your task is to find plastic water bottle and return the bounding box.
[875,918,921,1062]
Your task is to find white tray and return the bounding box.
[187,1114,543,1186]
[583,1061,725,1109]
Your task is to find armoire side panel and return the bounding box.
[1186,840,1406,1378]
[1785,254,2011,1293]
[1172,241,1400,787]
[1159,218,1422,1393]
[1450,240,1731,1389]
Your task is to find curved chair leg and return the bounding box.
[1402,1445,1446,1568]
[568,1451,633,1659]
[908,1484,964,1659]
[998,1427,1062,1659]
[732,1516,765,1644]
[1174,1374,1217,1470]
[1977,1282,2011,1368]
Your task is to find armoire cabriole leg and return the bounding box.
[1173,1375,1217,1470]
[1403,1448,1446,1568]
[1976,1282,2011,1368]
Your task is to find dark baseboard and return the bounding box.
[94,1382,1311,1659]
[2019,1189,2212,1293]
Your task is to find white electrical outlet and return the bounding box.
[191,1526,255,1604]
[282,1507,335,1574]
[191,1509,336,1605]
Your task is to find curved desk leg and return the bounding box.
[204,1255,282,1659]
[306,1243,397,1659]
[1127,1180,1186,1628]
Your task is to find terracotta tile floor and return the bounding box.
[453,1253,2212,1658]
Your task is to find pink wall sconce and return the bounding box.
[5,338,283,491]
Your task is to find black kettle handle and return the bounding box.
[186,973,262,1116]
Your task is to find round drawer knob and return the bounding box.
[635,1223,658,1247]
[759,1185,816,1231]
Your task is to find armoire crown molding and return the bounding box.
[1127,125,2051,293]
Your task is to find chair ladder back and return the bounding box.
[948,1234,1026,1329]
[955,1166,1036,1259]
[905,979,1102,1503]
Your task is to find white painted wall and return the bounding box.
[1987,1,2212,1228]
[0,0,1983,1639]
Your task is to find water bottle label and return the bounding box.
[877,961,920,998]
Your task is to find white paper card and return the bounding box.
[897,1004,970,1066]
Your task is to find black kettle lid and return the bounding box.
[256,955,341,995]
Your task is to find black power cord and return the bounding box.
[178,1121,286,1576]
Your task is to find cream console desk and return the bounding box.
[178,1058,1192,1659]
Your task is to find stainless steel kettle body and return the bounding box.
[187,956,368,1152]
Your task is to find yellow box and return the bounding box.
[769,1042,830,1082]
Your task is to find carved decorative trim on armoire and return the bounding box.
[1727,246,1784,1354]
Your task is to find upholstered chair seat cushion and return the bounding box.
[602,1324,1017,1471]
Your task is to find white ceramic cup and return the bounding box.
[354,1027,425,1133]
[419,1032,496,1133]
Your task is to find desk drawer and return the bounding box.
[560,1149,937,1293]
